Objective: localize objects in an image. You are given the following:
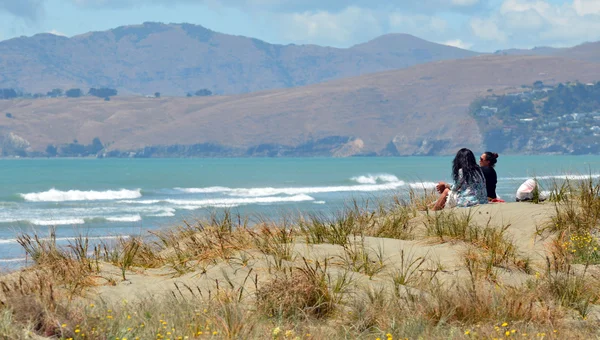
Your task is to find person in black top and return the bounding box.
[479,151,498,199]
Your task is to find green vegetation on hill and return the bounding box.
[471,81,600,154]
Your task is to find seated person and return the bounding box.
[433,148,488,210]
[479,151,502,201]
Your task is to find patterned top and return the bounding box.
[447,168,488,208]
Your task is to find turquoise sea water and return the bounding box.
[1,156,599,268]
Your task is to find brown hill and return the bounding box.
[0,22,478,96]
[2,55,600,157]
[554,41,600,63]
[495,41,600,63]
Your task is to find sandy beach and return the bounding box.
[2,196,600,339]
[91,202,555,302]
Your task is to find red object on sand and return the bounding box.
[491,198,505,203]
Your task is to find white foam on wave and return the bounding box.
[173,173,410,198]
[0,258,26,263]
[30,218,85,226]
[179,203,241,211]
[118,199,160,205]
[21,188,142,202]
[313,201,326,204]
[0,235,129,245]
[123,194,314,208]
[351,174,400,184]
[165,194,315,207]
[175,186,232,194]
[175,182,406,198]
[408,182,437,190]
[106,215,142,222]
[150,211,176,217]
[504,174,600,181]
[148,208,176,217]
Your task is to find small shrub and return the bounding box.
[256,259,332,319]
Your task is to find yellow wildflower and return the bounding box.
[273,327,281,336]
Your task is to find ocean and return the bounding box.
[1,156,598,268]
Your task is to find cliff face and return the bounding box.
[2,55,600,157]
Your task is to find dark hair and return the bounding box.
[452,148,483,184]
[483,151,499,167]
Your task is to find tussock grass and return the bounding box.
[336,240,386,278]
[390,250,432,294]
[425,209,527,273]
[256,258,332,320]
[16,229,95,295]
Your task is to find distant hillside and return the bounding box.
[2,55,600,157]
[0,22,479,96]
[495,41,600,63]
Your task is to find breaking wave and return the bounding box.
[106,215,142,222]
[504,174,600,181]
[21,189,142,202]
[350,174,400,184]
[30,218,85,226]
[0,235,130,245]
[149,194,314,206]
[174,174,440,198]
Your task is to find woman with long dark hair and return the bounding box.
[432,148,488,210]
[479,151,499,200]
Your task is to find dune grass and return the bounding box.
[2,182,600,339]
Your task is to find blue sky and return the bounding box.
[1,0,600,51]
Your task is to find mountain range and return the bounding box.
[1,23,600,157]
[1,22,599,96]
[0,22,480,96]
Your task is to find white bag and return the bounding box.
[516,179,536,201]
[516,179,548,201]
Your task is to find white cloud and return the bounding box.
[452,0,479,6]
[389,13,448,34]
[467,0,600,50]
[443,39,473,49]
[0,0,43,20]
[48,29,66,36]
[470,18,507,42]
[69,0,484,13]
[281,7,384,45]
[574,0,600,16]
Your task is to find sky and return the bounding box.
[1,0,600,52]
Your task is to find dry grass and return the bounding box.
[4,183,600,339]
[257,258,333,320]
